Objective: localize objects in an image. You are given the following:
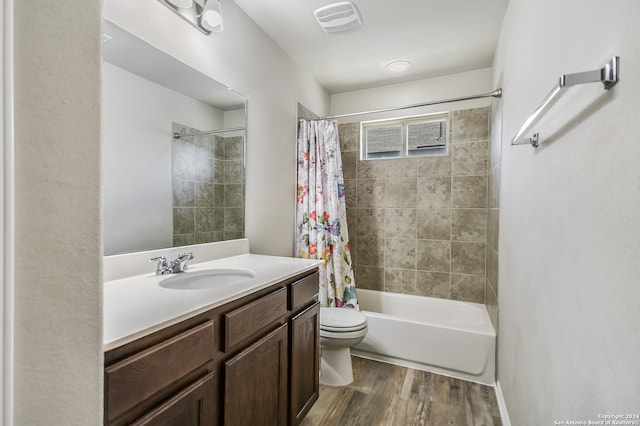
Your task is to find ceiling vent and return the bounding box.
[314,2,362,34]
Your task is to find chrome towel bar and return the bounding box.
[512,56,620,148]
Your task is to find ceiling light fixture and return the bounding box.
[314,1,362,34]
[200,0,224,32]
[167,0,194,8]
[387,60,412,72]
[158,0,223,35]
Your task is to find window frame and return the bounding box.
[360,112,449,161]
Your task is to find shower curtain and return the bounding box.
[296,119,358,308]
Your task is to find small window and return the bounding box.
[361,113,449,160]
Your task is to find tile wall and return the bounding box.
[487,100,501,334]
[339,107,491,303]
[172,122,245,245]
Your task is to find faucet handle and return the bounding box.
[172,252,194,273]
[177,252,194,261]
[149,256,170,275]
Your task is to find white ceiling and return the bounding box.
[234,0,509,93]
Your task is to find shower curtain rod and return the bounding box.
[172,126,245,139]
[319,89,502,120]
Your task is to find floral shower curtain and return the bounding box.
[296,119,358,308]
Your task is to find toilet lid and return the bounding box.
[320,307,367,332]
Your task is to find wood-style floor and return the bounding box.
[301,356,502,426]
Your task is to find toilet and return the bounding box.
[319,307,368,386]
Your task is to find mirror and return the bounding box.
[102,20,246,255]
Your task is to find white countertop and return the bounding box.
[103,253,321,351]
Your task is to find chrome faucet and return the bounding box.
[149,252,194,275]
[170,252,194,273]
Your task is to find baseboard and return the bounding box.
[494,380,511,426]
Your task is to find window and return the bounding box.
[361,113,449,160]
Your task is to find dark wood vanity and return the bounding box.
[104,269,320,425]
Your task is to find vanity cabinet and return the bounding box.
[104,320,216,425]
[104,269,320,426]
[223,324,289,425]
[289,301,320,425]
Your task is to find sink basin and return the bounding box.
[159,268,255,290]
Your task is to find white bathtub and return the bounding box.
[352,289,496,385]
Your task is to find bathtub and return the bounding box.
[351,289,496,385]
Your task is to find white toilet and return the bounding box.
[319,307,368,386]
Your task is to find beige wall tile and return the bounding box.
[385,178,417,208]
[342,151,358,180]
[173,233,195,246]
[488,165,501,209]
[417,177,451,209]
[416,271,451,298]
[194,156,213,182]
[338,107,494,304]
[195,208,214,233]
[355,265,384,291]
[356,208,386,237]
[386,158,417,178]
[417,208,451,240]
[452,176,487,208]
[195,232,214,244]
[338,122,359,152]
[451,242,486,275]
[173,179,195,207]
[214,135,224,158]
[452,141,489,176]
[357,158,387,179]
[485,283,498,333]
[451,274,486,303]
[357,237,385,266]
[224,184,244,208]
[194,181,213,208]
[213,159,224,183]
[417,154,452,177]
[224,136,244,160]
[452,107,490,142]
[416,240,451,272]
[174,207,194,234]
[224,208,244,232]
[213,208,224,230]
[451,209,487,243]
[385,208,417,239]
[357,179,386,207]
[489,100,502,170]
[385,268,417,294]
[487,247,499,296]
[224,160,244,184]
[487,208,499,251]
[344,179,358,209]
[385,238,417,269]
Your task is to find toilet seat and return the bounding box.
[320,307,367,333]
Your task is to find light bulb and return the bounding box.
[201,0,224,32]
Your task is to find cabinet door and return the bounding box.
[131,372,215,426]
[289,301,320,425]
[224,324,288,426]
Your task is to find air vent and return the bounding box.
[314,2,362,34]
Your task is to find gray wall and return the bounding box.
[14,0,103,423]
[494,0,640,422]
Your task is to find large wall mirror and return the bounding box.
[102,20,247,255]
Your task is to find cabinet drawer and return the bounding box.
[131,371,215,426]
[224,287,287,352]
[289,272,319,312]
[105,320,214,422]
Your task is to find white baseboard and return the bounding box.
[495,380,511,426]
